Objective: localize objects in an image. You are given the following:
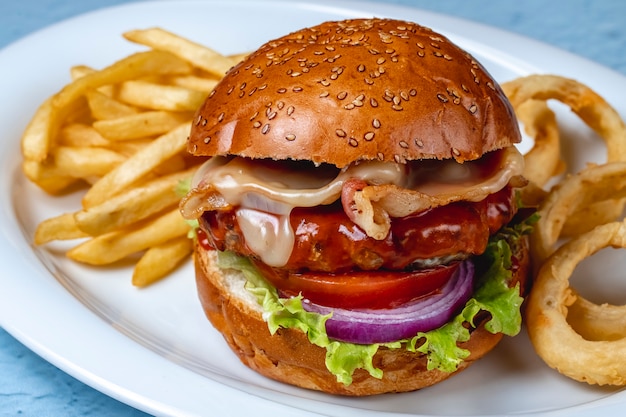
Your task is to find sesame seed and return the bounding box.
[370,98,378,107]
[335,129,347,137]
[337,91,348,100]
[344,103,355,110]
[392,104,403,111]
[268,111,277,120]
[372,118,381,129]
[415,138,424,148]
[285,134,296,141]
[469,104,478,114]
[253,121,262,128]
[262,124,270,134]
[319,91,330,98]
[364,132,375,141]
[203,136,211,144]
[293,86,303,92]
[277,101,284,110]
[195,115,202,125]
[349,138,359,147]
[217,112,225,122]
[287,106,295,115]
[437,94,449,103]
[277,88,287,94]
[357,63,366,72]
[452,148,461,157]
[399,140,409,149]
[250,111,259,121]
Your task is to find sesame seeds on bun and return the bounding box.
[188,18,521,167]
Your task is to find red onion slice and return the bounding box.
[302,260,474,344]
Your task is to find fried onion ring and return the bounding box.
[503,75,626,234]
[526,220,626,386]
[531,161,626,266]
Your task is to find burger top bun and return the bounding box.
[188,18,521,167]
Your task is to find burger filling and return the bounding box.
[180,146,533,384]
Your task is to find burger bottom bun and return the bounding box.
[194,238,530,396]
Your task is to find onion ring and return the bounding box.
[516,99,563,189]
[530,161,626,266]
[503,75,626,233]
[526,220,626,386]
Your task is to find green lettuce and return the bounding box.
[216,214,536,385]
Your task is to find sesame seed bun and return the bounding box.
[188,18,521,167]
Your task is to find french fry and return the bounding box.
[67,208,190,265]
[82,123,190,207]
[21,50,193,162]
[116,80,206,111]
[22,146,125,185]
[123,27,237,78]
[93,110,192,141]
[74,166,197,235]
[166,74,220,93]
[22,160,78,195]
[132,236,192,287]
[21,98,54,161]
[58,123,112,147]
[86,89,139,120]
[52,146,126,178]
[34,213,89,245]
[22,28,242,286]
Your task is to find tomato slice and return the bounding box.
[255,262,460,310]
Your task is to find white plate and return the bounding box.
[1,1,625,416]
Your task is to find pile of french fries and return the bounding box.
[21,28,245,287]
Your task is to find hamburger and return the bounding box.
[179,18,533,395]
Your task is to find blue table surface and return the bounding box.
[1,0,625,416]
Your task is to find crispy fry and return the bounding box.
[86,89,139,120]
[82,123,189,207]
[93,110,192,140]
[58,123,111,147]
[74,166,197,235]
[23,146,126,184]
[20,50,192,162]
[116,80,206,111]
[67,208,190,265]
[34,213,89,245]
[123,27,237,77]
[132,236,192,287]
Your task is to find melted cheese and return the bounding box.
[182,147,524,267]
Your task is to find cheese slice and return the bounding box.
[180,147,524,267]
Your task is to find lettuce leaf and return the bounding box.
[216,214,535,385]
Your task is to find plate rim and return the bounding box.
[1,1,626,416]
